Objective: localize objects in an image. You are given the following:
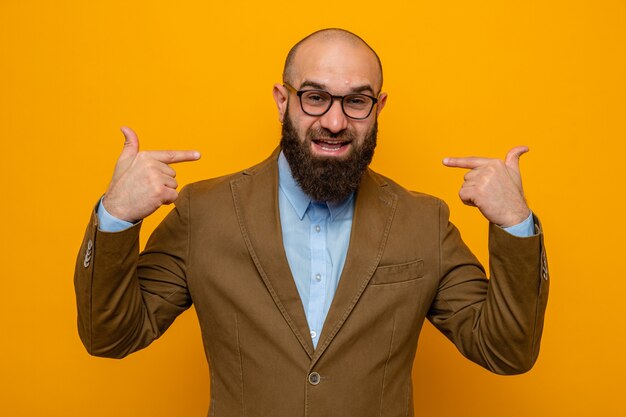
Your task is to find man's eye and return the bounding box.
[306,93,326,102]
[302,92,330,107]
[346,96,368,106]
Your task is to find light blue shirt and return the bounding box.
[97,153,535,348]
[277,152,354,347]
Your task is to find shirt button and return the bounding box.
[315,273,322,281]
[310,330,317,338]
[315,225,321,232]
[308,372,321,385]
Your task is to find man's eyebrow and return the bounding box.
[349,85,376,95]
[299,80,327,90]
[299,80,376,95]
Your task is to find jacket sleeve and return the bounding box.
[74,187,193,359]
[427,200,549,374]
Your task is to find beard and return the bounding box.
[280,111,377,202]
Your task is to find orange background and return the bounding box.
[1,1,625,416]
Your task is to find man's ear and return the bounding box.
[375,92,388,117]
[273,83,289,123]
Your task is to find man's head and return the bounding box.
[273,28,387,202]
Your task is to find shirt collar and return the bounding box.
[278,151,354,222]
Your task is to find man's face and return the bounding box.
[274,38,387,201]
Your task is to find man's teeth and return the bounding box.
[316,140,348,151]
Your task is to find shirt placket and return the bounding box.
[307,202,329,348]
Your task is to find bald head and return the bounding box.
[282,28,383,92]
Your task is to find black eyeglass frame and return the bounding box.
[283,82,379,120]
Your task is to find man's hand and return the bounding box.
[442,146,531,228]
[102,126,201,223]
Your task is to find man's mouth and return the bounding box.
[312,139,351,152]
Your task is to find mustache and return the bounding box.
[306,127,356,142]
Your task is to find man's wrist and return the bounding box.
[97,197,136,232]
[501,211,535,237]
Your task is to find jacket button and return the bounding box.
[83,239,93,268]
[308,372,321,385]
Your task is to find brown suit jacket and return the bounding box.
[75,150,549,417]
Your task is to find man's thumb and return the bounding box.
[119,126,139,158]
[504,146,529,172]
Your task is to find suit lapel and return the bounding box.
[312,169,397,365]
[230,151,315,357]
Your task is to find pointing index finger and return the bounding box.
[442,156,492,169]
[144,150,202,164]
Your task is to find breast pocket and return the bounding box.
[369,259,424,286]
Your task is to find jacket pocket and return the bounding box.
[370,259,424,286]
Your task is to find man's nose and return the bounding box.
[319,99,349,134]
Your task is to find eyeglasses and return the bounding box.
[283,82,378,120]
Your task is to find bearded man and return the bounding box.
[75,28,549,417]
